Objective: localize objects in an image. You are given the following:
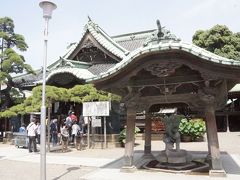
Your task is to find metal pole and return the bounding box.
[40,17,49,180]
[0,37,3,109]
[104,116,107,148]
[87,117,90,148]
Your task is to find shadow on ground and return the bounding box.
[222,152,240,175]
[52,167,80,180]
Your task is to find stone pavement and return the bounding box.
[0,132,240,180]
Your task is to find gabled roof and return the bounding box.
[67,18,129,60]
[112,29,155,51]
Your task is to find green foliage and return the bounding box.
[119,126,140,144]
[68,84,121,103]
[189,118,206,138]
[192,25,240,60]
[179,118,206,138]
[0,16,34,110]
[0,84,121,118]
[0,110,16,118]
[8,104,25,115]
[178,118,192,136]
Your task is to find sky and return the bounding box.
[0,0,240,70]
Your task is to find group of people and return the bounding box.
[48,111,85,152]
[60,112,85,152]
[21,119,41,153]
[20,111,85,153]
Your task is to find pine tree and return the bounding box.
[0,17,34,110]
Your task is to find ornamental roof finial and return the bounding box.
[87,15,92,22]
[156,19,164,38]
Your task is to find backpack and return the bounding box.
[77,130,80,137]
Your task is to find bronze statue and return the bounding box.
[162,114,183,152]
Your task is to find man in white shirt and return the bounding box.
[27,119,38,153]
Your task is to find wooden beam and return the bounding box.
[128,74,203,87]
[138,93,197,107]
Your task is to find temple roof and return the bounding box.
[67,18,129,60]
[87,41,240,82]
[112,29,155,51]
[14,18,240,90]
[46,67,94,83]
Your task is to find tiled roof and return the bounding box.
[46,67,94,83]
[14,70,44,87]
[87,41,240,82]
[14,58,91,86]
[112,30,155,51]
[87,63,116,75]
[66,19,130,60]
[85,20,129,59]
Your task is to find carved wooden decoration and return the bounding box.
[145,62,182,77]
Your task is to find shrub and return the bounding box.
[119,126,140,144]
[179,118,206,141]
[189,118,206,138]
[178,118,192,136]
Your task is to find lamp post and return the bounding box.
[39,1,57,180]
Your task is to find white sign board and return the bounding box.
[92,117,102,127]
[83,101,110,116]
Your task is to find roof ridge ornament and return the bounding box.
[87,15,92,22]
[85,16,99,33]
[55,57,74,68]
[144,19,181,47]
[156,20,164,38]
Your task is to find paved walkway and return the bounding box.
[0,132,240,179]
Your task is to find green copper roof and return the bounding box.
[66,18,130,60]
[85,19,129,59]
[46,67,94,83]
[87,41,240,82]
[49,58,91,70]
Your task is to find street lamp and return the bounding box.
[39,1,57,180]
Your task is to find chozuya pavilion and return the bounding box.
[15,18,240,176]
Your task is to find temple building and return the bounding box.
[9,18,240,175]
[13,18,240,133]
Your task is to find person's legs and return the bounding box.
[53,134,57,146]
[37,134,40,144]
[52,134,56,146]
[62,140,65,152]
[33,138,37,152]
[65,140,68,150]
[28,137,33,152]
[72,134,75,143]
[76,137,80,150]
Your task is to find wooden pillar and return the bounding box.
[122,102,136,169]
[144,114,152,155]
[205,105,225,176]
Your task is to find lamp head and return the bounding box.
[39,1,57,19]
